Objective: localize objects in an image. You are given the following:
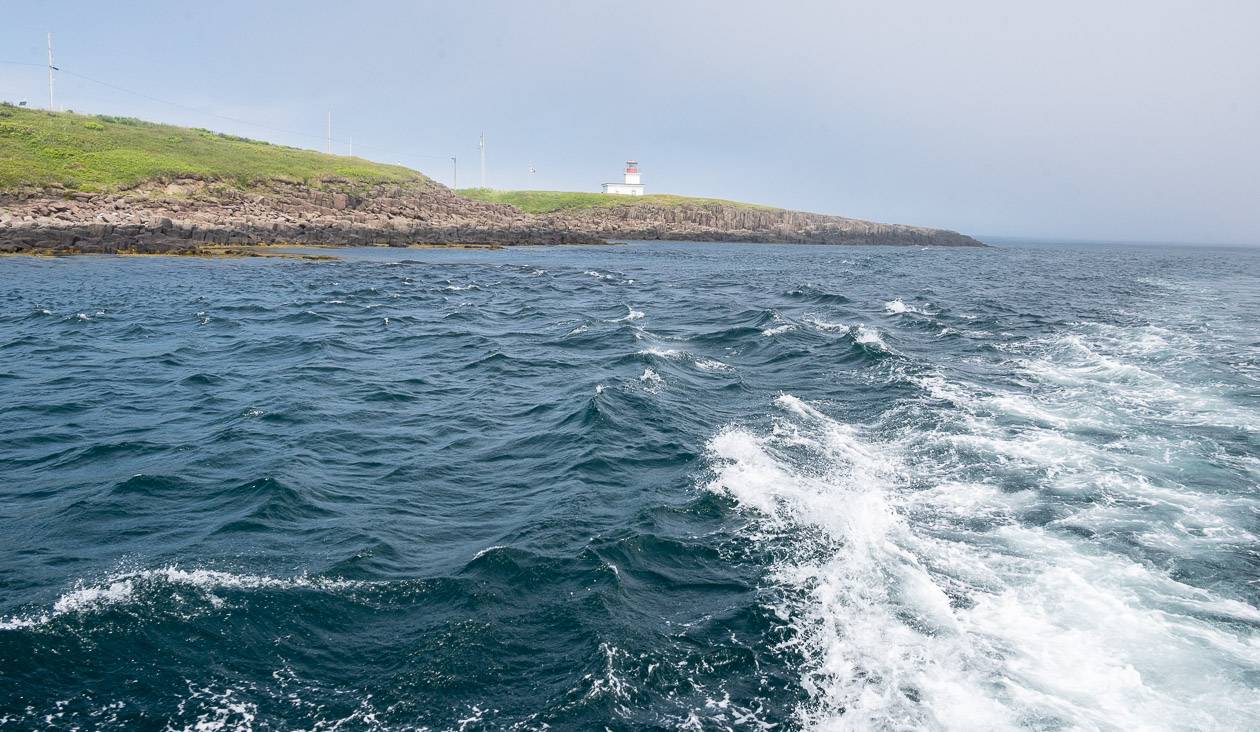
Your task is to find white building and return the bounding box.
[602,160,644,195]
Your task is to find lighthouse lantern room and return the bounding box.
[602,160,645,195]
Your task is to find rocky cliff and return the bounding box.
[0,178,605,253]
[0,178,982,253]
[540,202,981,247]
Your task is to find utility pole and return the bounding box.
[326,111,332,154]
[451,156,457,189]
[479,133,486,189]
[46,33,56,112]
[348,135,353,158]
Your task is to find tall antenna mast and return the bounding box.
[46,33,56,112]
[348,135,352,158]
[451,156,457,189]
[326,112,332,154]
[479,133,486,188]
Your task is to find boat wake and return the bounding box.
[707,330,1260,730]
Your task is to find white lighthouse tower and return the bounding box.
[602,160,645,196]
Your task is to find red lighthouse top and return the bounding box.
[625,161,638,174]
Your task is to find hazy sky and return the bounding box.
[3,1,1257,244]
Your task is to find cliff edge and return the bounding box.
[458,190,983,247]
[0,106,983,252]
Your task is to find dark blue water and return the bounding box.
[1,242,1257,730]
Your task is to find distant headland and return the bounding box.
[0,106,984,254]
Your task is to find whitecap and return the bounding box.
[890,299,937,316]
[639,368,664,393]
[803,315,850,334]
[853,325,890,351]
[472,545,507,560]
[884,298,915,314]
[695,358,733,372]
[0,567,360,631]
[616,306,645,322]
[639,347,685,360]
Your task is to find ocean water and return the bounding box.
[1,241,1257,731]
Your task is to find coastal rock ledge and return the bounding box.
[0,177,983,254]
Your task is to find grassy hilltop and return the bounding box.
[2,105,791,213]
[0,104,427,193]
[455,188,780,214]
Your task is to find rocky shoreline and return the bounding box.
[0,177,984,253]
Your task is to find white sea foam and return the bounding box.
[885,298,935,316]
[853,325,890,352]
[705,387,1260,730]
[640,367,664,393]
[0,568,359,631]
[803,316,850,334]
[616,306,645,322]
[695,357,733,372]
[1022,331,1258,432]
[639,347,732,372]
[639,347,685,360]
[760,312,797,337]
[172,684,259,732]
[472,545,507,560]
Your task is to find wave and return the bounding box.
[638,347,685,360]
[802,315,850,334]
[584,269,633,285]
[884,298,933,316]
[615,306,646,322]
[762,312,797,337]
[705,393,1260,730]
[784,285,853,306]
[852,325,893,354]
[638,347,734,373]
[1,567,359,631]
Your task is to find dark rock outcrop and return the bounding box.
[541,203,982,247]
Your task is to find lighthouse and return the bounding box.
[602,160,645,196]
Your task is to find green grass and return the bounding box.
[0,104,429,193]
[455,188,780,214]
